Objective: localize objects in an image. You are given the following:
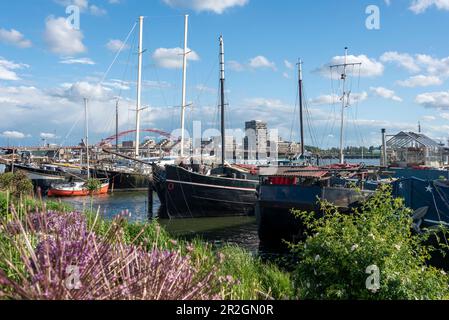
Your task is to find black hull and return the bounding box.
[256,184,370,245]
[153,165,259,219]
[90,168,151,191]
[5,164,67,193]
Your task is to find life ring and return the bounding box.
[168,183,175,191]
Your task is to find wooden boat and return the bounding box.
[47,181,109,197]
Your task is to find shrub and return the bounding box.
[290,185,449,300]
[0,172,33,198]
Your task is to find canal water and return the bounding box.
[62,191,261,253]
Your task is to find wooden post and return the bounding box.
[148,180,153,220]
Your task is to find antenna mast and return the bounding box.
[330,47,361,164]
[219,35,226,167]
[135,16,144,158]
[180,14,189,158]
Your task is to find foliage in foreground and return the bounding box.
[291,185,449,300]
[0,171,33,198]
[0,210,221,300]
[0,187,295,300]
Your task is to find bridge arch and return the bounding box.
[99,129,179,146]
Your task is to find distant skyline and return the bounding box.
[1,0,449,148]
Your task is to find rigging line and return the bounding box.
[303,86,320,148]
[302,86,318,148]
[100,21,137,85]
[58,113,83,147]
[289,81,299,143]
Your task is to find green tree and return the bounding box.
[290,185,449,300]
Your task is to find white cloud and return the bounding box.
[309,94,340,106]
[59,57,95,65]
[422,115,436,121]
[380,51,420,73]
[309,92,369,106]
[317,54,384,78]
[40,132,57,139]
[409,0,449,14]
[415,90,449,109]
[89,5,107,16]
[249,56,276,70]
[282,72,290,79]
[65,81,112,101]
[228,60,245,72]
[284,60,294,70]
[195,84,216,94]
[103,79,131,91]
[162,0,249,14]
[54,0,107,15]
[415,54,449,77]
[310,92,368,106]
[244,98,284,108]
[44,16,86,55]
[381,52,449,77]
[0,57,29,81]
[0,28,32,48]
[228,56,276,72]
[396,75,442,87]
[152,47,199,69]
[370,86,403,102]
[1,131,27,139]
[106,39,130,52]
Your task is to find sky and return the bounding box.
[1,0,449,149]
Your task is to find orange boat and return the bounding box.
[47,181,110,197]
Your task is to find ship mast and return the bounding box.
[135,16,144,158]
[84,98,90,180]
[219,35,226,167]
[297,59,305,157]
[116,99,119,153]
[330,47,361,164]
[180,14,189,158]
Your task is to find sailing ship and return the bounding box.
[153,31,260,219]
[48,98,110,197]
[256,50,377,244]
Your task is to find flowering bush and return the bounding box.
[0,171,33,198]
[0,210,221,300]
[291,185,449,300]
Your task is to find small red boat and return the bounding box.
[47,181,110,197]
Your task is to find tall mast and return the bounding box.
[84,98,90,180]
[298,59,305,157]
[115,99,119,153]
[180,14,189,158]
[330,47,361,165]
[219,35,226,167]
[135,16,144,158]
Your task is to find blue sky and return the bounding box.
[1,0,449,148]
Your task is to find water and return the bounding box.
[62,192,261,252]
[319,158,380,166]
